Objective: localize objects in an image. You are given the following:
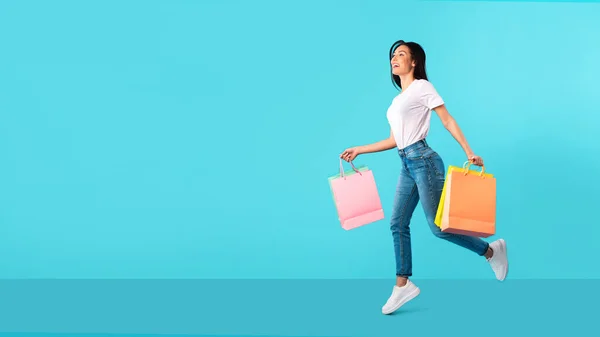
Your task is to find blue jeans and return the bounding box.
[390,139,489,277]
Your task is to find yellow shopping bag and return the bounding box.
[434,162,494,227]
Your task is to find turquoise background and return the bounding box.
[0,0,598,280]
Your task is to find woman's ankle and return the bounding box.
[396,276,408,287]
[484,247,494,259]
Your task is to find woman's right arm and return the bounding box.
[357,128,397,154]
[341,128,396,162]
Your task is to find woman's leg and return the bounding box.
[404,148,489,255]
[382,160,421,315]
[408,147,508,280]
[389,162,420,281]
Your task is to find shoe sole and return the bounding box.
[382,287,420,315]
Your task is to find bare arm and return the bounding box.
[357,128,397,154]
[340,128,396,162]
[433,104,482,164]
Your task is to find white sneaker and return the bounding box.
[487,239,508,281]
[381,279,420,315]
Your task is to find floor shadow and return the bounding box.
[388,306,429,316]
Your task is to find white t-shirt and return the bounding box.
[386,79,444,149]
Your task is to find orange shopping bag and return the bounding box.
[438,161,496,237]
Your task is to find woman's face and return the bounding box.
[391,45,415,76]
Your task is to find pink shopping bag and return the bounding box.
[329,159,385,230]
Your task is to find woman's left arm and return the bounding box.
[433,104,484,166]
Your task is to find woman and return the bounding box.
[340,40,509,315]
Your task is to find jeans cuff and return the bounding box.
[478,242,490,256]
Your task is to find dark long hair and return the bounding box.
[389,40,428,90]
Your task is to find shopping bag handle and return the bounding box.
[462,161,486,176]
[340,158,362,178]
